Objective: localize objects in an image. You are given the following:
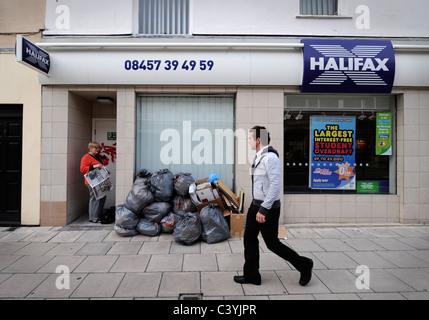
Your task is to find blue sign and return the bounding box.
[15,35,50,75]
[301,39,395,93]
[310,116,356,190]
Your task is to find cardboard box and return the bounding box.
[195,177,246,237]
[230,213,245,238]
[196,182,215,202]
[196,197,228,216]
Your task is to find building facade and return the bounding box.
[5,0,429,226]
[0,0,46,226]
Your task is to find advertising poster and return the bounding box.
[376,112,392,155]
[310,116,356,190]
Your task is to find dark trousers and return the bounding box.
[87,185,106,221]
[243,203,310,281]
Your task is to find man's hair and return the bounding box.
[250,125,271,145]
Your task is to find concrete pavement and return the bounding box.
[1,218,429,300]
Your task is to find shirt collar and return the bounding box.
[255,146,269,160]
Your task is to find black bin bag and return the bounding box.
[160,212,180,233]
[174,172,195,196]
[173,212,202,245]
[200,204,230,244]
[150,169,175,202]
[114,205,140,237]
[115,205,140,230]
[136,219,161,237]
[124,170,154,214]
[142,201,171,223]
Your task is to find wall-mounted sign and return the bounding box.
[309,116,356,190]
[301,39,395,93]
[376,112,392,155]
[15,35,50,75]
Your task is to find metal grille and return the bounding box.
[139,0,190,35]
[300,0,338,15]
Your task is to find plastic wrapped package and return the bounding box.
[150,169,175,201]
[136,219,161,237]
[200,204,230,244]
[173,212,202,245]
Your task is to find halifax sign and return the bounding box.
[15,35,50,75]
[301,39,395,93]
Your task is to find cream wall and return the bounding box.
[39,85,429,225]
[108,85,429,225]
[0,53,41,225]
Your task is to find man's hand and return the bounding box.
[256,212,266,223]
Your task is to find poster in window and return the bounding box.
[376,112,392,155]
[309,116,356,190]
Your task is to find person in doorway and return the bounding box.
[80,141,110,223]
[234,126,313,286]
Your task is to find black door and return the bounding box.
[0,105,23,226]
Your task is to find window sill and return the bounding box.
[296,15,353,19]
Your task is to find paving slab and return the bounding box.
[276,270,330,295]
[376,251,429,268]
[13,242,58,256]
[201,271,244,296]
[0,274,49,298]
[74,255,118,273]
[110,254,150,273]
[313,251,360,269]
[146,254,183,272]
[2,224,429,300]
[114,272,162,298]
[28,273,86,299]
[158,271,200,298]
[1,255,54,273]
[183,253,218,272]
[71,273,124,298]
[314,269,363,293]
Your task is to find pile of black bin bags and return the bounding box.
[114,169,230,245]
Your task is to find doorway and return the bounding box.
[92,118,117,209]
[0,105,23,225]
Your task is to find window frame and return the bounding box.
[284,94,397,195]
[137,0,191,36]
[299,0,338,16]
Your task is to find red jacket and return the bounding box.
[80,153,109,185]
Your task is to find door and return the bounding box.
[0,105,23,225]
[93,119,116,209]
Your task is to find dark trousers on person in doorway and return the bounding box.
[87,185,106,222]
[243,202,311,282]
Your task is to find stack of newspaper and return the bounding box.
[84,166,112,200]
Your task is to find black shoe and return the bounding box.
[233,276,261,286]
[299,259,313,286]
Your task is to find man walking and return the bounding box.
[234,126,313,286]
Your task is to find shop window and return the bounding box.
[136,95,235,187]
[284,95,396,194]
[300,0,338,15]
[139,0,190,35]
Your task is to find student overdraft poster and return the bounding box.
[310,116,356,190]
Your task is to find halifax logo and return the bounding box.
[301,39,395,93]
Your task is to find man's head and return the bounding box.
[248,126,270,151]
